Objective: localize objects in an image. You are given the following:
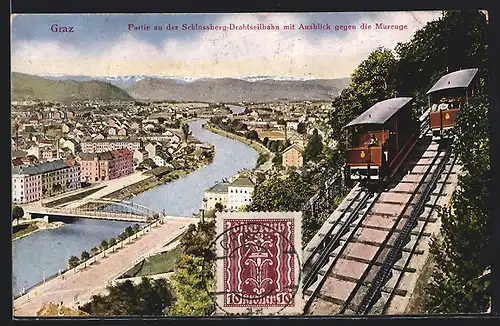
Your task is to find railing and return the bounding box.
[14,218,166,302]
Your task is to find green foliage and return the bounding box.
[12,206,24,221]
[245,129,259,140]
[256,152,269,166]
[91,247,100,256]
[328,49,398,144]
[297,122,307,134]
[214,202,224,212]
[100,240,109,251]
[395,10,488,108]
[108,238,117,247]
[68,255,80,269]
[180,220,216,261]
[82,277,175,316]
[303,129,323,162]
[247,171,314,212]
[125,226,134,237]
[272,153,282,168]
[11,72,133,102]
[422,94,490,313]
[168,255,215,316]
[81,250,90,261]
[182,123,190,142]
[262,137,269,146]
[168,220,216,316]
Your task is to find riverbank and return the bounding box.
[13,221,65,241]
[100,152,214,204]
[204,123,269,155]
[203,123,274,171]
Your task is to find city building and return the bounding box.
[282,143,304,169]
[77,148,133,183]
[11,159,81,203]
[227,177,255,211]
[81,139,141,154]
[203,182,230,211]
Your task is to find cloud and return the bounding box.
[11,11,442,78]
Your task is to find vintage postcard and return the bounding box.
[11,11,491,317]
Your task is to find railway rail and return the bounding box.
[353,138,456,314]
[303,124,459,315]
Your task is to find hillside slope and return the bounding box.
[11,72,134,102]
[126,77,350,102]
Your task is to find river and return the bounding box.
[12,119,258,297]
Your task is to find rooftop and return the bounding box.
[206,182,230,194]
[426,68,479,95]
[229,177,255,188]
[83,138,140,143]
[282,143,304,154]
[12,159,70,176]
[345,97,413,128]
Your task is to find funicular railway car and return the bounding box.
[344,97,419,184]
[426,68,479,137]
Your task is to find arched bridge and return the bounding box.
[25,198,167,223]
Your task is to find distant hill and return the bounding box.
[125,77,350,103]
[11,72,134,102]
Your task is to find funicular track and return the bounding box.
[339,138,457,315]
[303,119,459,315]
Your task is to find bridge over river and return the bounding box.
[24,198,186,222]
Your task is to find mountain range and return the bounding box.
[12,73,350,103]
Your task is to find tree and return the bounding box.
[262,137,269,147]
[395,10,488,109]
[180,221,216,261]
[214,202,224,212]
[168,255,215,316]
[12,206,24,223]
[118,232,128,242]
[245,130,259,140]
[125,226,134,237]
[100,240,109,251]
[182,123,190,143]
[157,117,166,125]
[247,171,313,212]
[81,277,174,316]
[297,122,307,134]
[81,251,90,261]
[303,129,323,162]
[91,247,100,256]
[327,48,398,145]
[132,223,140,233]
[108,238,117,247]
[422,93,490,313]
[68,256,80,269]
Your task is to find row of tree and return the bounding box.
[68,223,143,269]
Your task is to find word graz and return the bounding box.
[50,24,74,33]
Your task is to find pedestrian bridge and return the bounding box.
[24,198,173,223]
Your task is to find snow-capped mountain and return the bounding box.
[36,74,321,89]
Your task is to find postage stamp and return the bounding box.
[213,212,303,315]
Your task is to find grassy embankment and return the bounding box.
[204,123,269,155]
[12,223,39,241]
[204,123,273,168]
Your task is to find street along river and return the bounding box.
[12,119,258,297]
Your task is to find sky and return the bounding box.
[11,12,443,79]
